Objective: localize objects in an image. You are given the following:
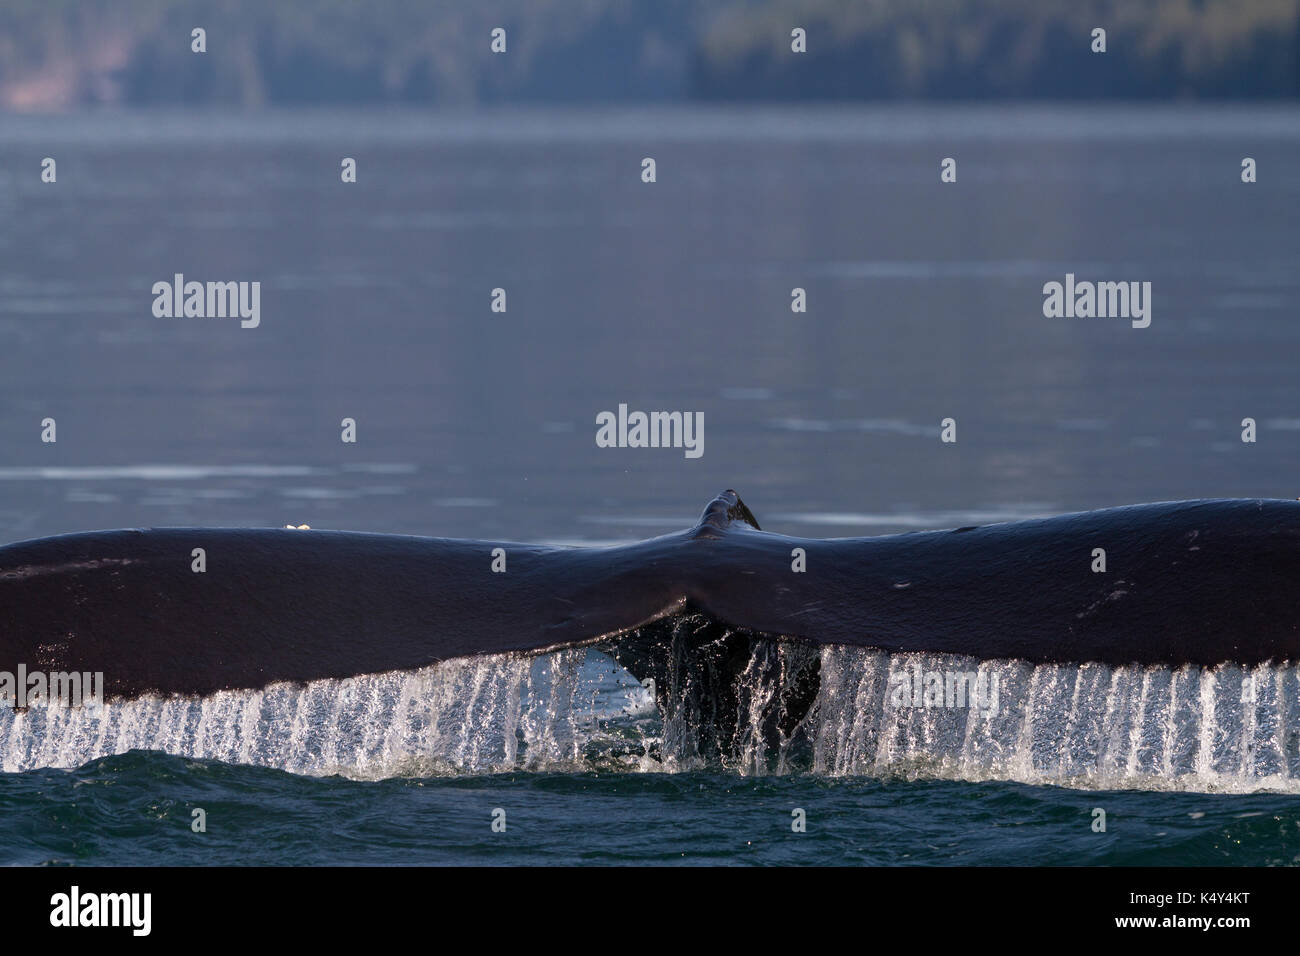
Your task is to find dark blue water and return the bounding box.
[2,106,1299,864]
[3,752,1298,866]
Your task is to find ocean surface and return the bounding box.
[1,105,1298,865]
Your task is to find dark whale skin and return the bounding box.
[1,492,1297,702]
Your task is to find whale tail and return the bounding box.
[3,492,1300,712]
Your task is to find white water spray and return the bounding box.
[811,648,1300,793]
[2,643,1296,793]
[0,649,653,779]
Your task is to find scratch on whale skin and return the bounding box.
[787,602,827,618]
[0,558,140,580]
[1075,581,1133,619]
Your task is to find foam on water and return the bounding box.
[2,643,1298,793]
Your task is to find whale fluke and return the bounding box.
[2,492,1299,709]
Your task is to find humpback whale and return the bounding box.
[2,491,1298,759]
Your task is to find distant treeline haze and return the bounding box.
[0,0,1295,109]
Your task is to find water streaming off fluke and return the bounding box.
[2,642,1297,793]
[811,650,1300,792]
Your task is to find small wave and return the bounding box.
[769,506,1052,528]
[0,464,416,481]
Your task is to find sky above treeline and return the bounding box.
[0,0,1296,110]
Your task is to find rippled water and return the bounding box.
[2,105,1298,544]
[4,752,1299,866]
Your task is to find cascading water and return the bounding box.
[2,636,1297,793]
[0,649,657,778]
[809,649,1300,792]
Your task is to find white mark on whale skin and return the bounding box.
[892,582,912,589]
[0,558,139,580]
[786,602,826,618]
[1075,581,1131,619]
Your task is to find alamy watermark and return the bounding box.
[888,663,1000,718]
[50,886,151,936]
[595,404,704,459]
[1042,273,1151,328]
[152,273,260,328]
[0,664,104,710]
